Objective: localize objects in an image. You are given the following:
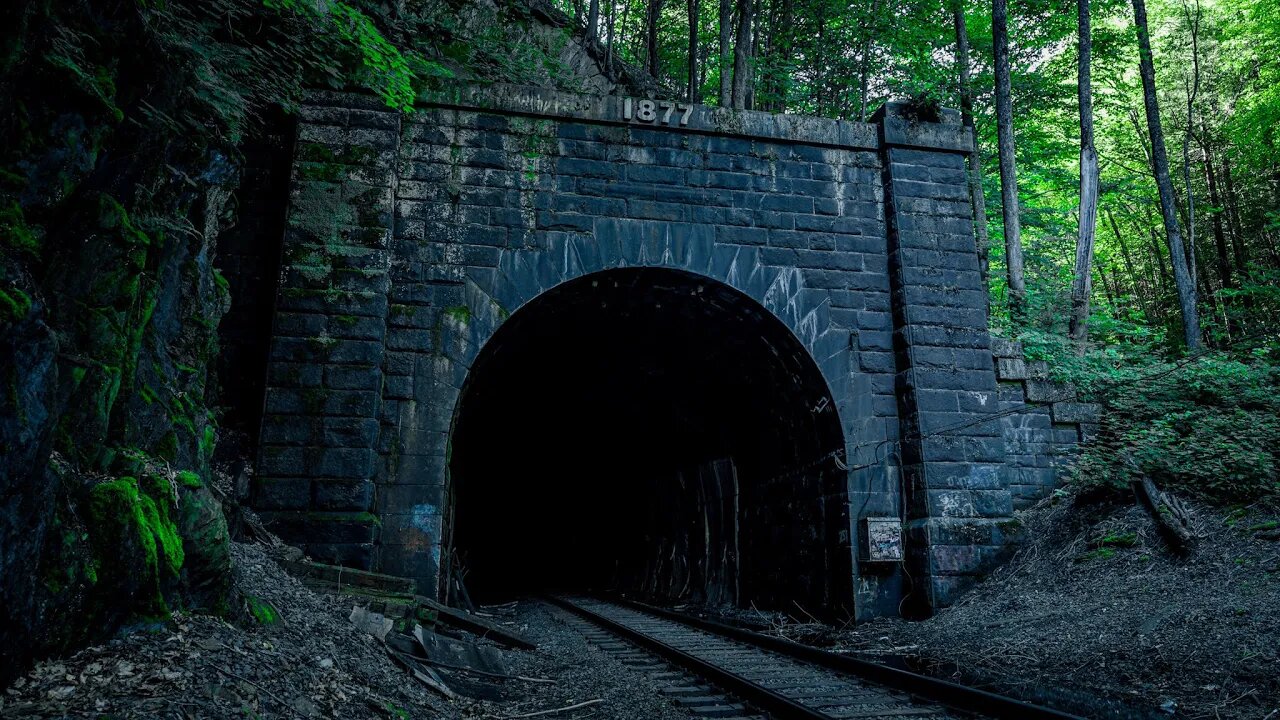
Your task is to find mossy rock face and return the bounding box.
[176,482,231,613]
[77,466,231,621]
[84,474,185,617]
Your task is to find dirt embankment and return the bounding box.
[717,493,1280,720]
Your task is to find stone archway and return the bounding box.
[255,87,1019,620]
[445,266,850,614]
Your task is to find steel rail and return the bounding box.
[608,595,1085,720]
[547,595,833,720]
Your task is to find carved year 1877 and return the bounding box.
[623,98,694,126]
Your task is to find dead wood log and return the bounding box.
[1132,475,1195,553]
[416,596,537,651]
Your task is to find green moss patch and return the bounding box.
[86,474,185,614]
[443,305,471,324]
[245,595,280,625]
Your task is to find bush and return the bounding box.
[1067,346,1280,505]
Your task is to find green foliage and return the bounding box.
[263,0,417,111]
[1067,347,1280,505]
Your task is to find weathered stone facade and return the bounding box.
[251,84,1084,619]
[991,337,1100,509]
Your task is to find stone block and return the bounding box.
[259,511,379,545]
[323,417,381,447]
[304,542,375,570]
[996,357,1029,381]
[326,366,381,391]
[259,417,321,446]
[252,477,311,511]
[1025,379,1074,403]
[929,544,985,575]
[1027,360,1051,379]
[384,375,413,399]
[379,543,441,587]
[377,483,446,511]
[1051,401,1101,424]
[312,480,374,511]
[312,448,375,479]
[1079,422,1101,443]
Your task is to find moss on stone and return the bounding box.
[177,470,203,489]
[443,305,471,324]
[0,287,32,324]
[200,424,216,461]
[97,193,151,247]
[86,474,185,613]
[0,200,41,257]
[245,595,279,625]
[307,511,380,526]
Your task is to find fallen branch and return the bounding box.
[212,665,304,718]
[386,648,457,700]
[416,656,555,684]
[496,698,604,719]
[1132,475,1195,553]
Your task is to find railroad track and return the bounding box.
[547,595,1084,720]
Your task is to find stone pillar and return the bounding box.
[254,94,400,568]
[875,103,1017,614]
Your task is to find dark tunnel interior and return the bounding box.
[447,268,851,613]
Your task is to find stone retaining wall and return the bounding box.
[991,337,1101,508]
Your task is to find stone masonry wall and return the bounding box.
[254,85,1020,619]
[991,336,1101,508]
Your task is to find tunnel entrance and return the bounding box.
[446,268,851,615]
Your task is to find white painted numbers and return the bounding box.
[623,98,694,126]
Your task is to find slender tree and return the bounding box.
[604,0,617,73]
[1220,154,1248,278]
[992,0,1027,323]
[687,0,699,101]
[647,0,662,78]
[1181,0,1203,306]
[857,0,882,121]
[951,0,991,309]
[1069,0,1100,351]
[731,0,753,109]
[1203,142,1232,290]
[718,0,732,105]
[587,0,601,44]
[1132,0,1201,348]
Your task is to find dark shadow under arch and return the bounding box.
[446,268,851,614]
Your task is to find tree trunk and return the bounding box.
[687,0,699,101]
[1220,153,1248,278]
[1069,0,1099,352]
[1131,0,1201,348]
[605,0,617,73]
[952,0,991,313]
[858,0,882,121]
[647,0,661,79]
[587,0,600,44]
[718,0,732,106]
[1181,0,1203,304]
[1098,260,1120,313]
[1108,208,1157,320]
[731,0,753,110]
[993,0,1026,323]
[1203,143,1231,291]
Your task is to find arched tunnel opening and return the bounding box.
[446,268,852,615]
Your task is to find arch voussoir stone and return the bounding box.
[256,85,1039,620]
